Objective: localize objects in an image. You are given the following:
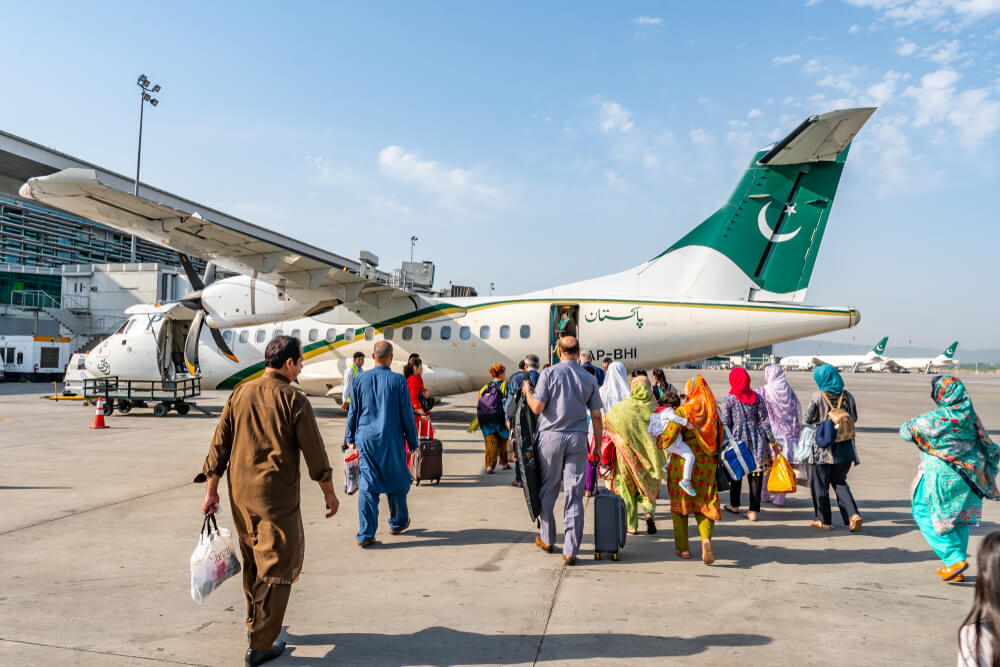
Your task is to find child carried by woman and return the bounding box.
[649,389,697,497]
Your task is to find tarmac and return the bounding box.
[2,369,1000,666]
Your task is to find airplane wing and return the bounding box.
[19,168,412,307]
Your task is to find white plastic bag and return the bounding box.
[344,450,360,496]
[190,514,241,603]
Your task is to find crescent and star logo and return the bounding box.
[758,201,802,243]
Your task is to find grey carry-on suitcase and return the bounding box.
[410,439,442,485]
[593,489,627,560]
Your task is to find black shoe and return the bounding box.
[246,640,286,666]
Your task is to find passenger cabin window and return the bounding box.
[256,330,266,343]
[480,325,490,339]
[421,326,432,341]
[402,327,413,341]
[308,329,319,342]
[77,356,86,370]
[291,329,301,339]
[326,328,337,341]
[272,329,283,339]
[239,330,249,344]
[459,326,471,340]
[499,325,511,339]
[383,326,394,340]
[364,328,375,341]
[440,326,451,340]
[345,328,355,341]
[223,330,233,344]
[520,325,531,339]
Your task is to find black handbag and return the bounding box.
[418,394,434,413]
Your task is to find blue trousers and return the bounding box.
[912,478,970,567]
[357,489,409,542]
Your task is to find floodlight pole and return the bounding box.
[132,75,160,263]
[410,235,418,263]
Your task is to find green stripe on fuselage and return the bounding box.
[215,297,855,389]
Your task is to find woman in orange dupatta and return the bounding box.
[657,375,722,564]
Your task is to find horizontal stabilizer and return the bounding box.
[759,108,876,165]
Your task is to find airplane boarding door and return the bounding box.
[549,304,579,365]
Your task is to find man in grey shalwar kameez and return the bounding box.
[524,336,603,564]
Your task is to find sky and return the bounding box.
[1,1,998,349]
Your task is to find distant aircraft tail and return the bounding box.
[655,108,876,302]
[867,336,889,358]
[936,341,959,362]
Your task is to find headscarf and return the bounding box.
[813,365,844,394]
[901,376,1000,500]
[681,375,720,453]
[755,364,802,444]
[599,361,630,415]
[728,367,756,405]
[604,377,664,496]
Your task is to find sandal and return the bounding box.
[511,480,523,488]
[849,515,863,533]
[627,529,640,535]
[485,467,494,474]
[723,505,741,516]
[810,520,833,531]
[676,550,692,559]
[645,514,657,535]
[746,511,758,522]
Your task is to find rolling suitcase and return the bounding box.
[410,439,442,485]
[593,489,627,561]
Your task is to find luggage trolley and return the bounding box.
[84,376,202,417]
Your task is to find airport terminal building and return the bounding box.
[0,130,194,375]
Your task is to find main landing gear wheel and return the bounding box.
[103,399,114,416]
[153,402,170,417]
[175,402,190,416]
[117,400,132,414]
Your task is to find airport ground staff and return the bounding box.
[524,336,603,564]
[345,340,419,546]
[199,336,338,667]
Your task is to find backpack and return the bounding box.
[819,393,855,445]
[477,382,506,425]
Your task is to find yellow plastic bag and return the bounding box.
[767,452,797,494]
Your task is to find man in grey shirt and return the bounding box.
[523,336,603,564]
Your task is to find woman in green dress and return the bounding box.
[901,376,1000,582]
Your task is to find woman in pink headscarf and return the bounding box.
[755,364,802,507]
[720,367,776,521]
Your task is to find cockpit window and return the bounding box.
[77,356,86,369]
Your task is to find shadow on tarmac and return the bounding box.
[279,626,772,665]
[371,527,535,549]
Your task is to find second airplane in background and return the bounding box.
[779,336,889,372]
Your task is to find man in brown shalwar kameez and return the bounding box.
[199,335,339,666]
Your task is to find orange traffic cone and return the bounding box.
[90,397,109,429]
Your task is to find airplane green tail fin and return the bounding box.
[657,108,876,300]
[941,341,959,359]
[872,336,888,356]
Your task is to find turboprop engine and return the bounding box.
[191,275,341,328]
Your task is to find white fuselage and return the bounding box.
[87,294,860,397]
[871,357,958,373]
[779,352,881,372]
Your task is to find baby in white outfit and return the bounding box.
[648,401,697,497]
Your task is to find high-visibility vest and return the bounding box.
[344,364,361,403]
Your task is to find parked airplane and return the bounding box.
[779,336,889,372]
[20,108,875,402]
[872,341,959,374]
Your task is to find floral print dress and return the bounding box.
[720,394,776,471]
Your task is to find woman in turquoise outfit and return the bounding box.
[900,376,1000,583]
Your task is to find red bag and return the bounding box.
[416,413,434,440]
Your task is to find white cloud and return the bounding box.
[632,16,663,25]
[866,70,906,105]
[772,54,801,65]
[849,23,862,33]
[748,108,764,118]
[305,155,360,187]
[927,39,963,64]
[368,194,411,215]
[904,68,962,126]
[598,101,635,133]
[902,68,1000,148]
[802,58,824,74]
[806,0,822,5]
[377,146,504,203]
[896,39,918,55]
[689,128,715,145]
[845,0,1000,25]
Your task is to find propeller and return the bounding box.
[178,254,238,375]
